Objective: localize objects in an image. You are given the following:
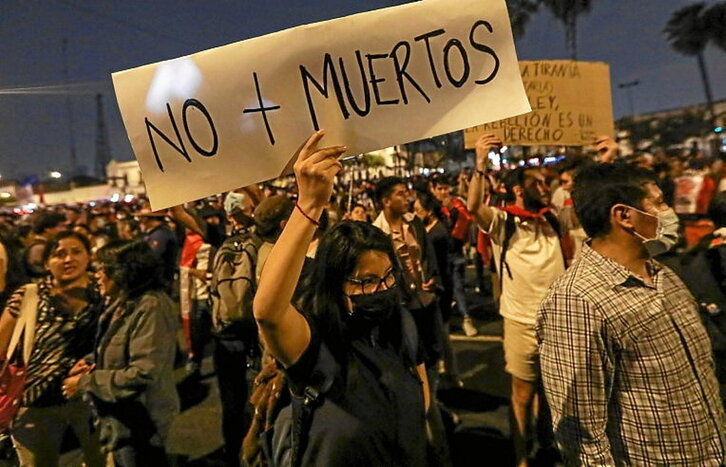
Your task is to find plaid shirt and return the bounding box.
[536,243,725,466]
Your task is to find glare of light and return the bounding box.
[543,156,558,164]
[500,146,509,152]
[89,201,96,207]
[49,171,62,179]
[124,194,134,203]
[146,57,203,114]
[0,192,10,199]
[110,193,120,203]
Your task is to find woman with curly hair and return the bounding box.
[62,240,179,466]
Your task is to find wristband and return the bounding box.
[475,170,486,177]
[295,202,320,227]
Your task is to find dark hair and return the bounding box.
[300,221,408,367]
[254,195,294,242]
[33,212,66,235]
[572,163,657,238]
[429,172,452,187]
[96,240,164,298]
[374,176,406,204]
[42,230,92,265]
[415,189,447,225]
[558,155,589,176]
[502,166,539,203]
[708,191,726,228]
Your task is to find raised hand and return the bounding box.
[293,130,346,211]
[595,135,618,163]
[475,134,502,172]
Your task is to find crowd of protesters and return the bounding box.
[0,130,724,466]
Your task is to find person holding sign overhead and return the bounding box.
[468,134,568,467]
[253,131,428,466]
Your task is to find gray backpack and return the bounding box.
[209,232,262,331]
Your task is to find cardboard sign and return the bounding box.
[113,0,530,209]
[464,60,614,147]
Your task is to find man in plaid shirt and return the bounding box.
[537,163,725,465]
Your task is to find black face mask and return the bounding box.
[346,286,400,332]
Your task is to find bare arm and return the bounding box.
[169,205,205,237]
[253,131,345,367]
[467,134,501,232]
[416,363,430,413]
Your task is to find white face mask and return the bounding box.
[626,206,680,256]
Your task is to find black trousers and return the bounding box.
[190,299,213,365]
[213,337,253,467]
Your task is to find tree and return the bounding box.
[507,0,541,39]
[664,2,726,127]
[540,0,594,59]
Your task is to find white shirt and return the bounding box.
[488,207,565,325]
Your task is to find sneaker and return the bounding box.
[462,317,478,337]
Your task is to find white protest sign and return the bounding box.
[113,0,530,210]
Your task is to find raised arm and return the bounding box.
[253,131,345,367]
[467,134,501,231]
[595,135,618,163]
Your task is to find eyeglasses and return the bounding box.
[346,268,396,295]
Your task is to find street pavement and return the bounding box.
[47,266,562,466]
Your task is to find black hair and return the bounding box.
[502,166,540,203]
[558,155,589,175]
[572,163,657,238]
[254,196,294,242]
[42,230,92,265]
[374,176,406,204]
[32,212,66,235]
[299,221,409,369]
[415,189,448,225]
[708,191,726,229]
[96,240,164,299]
[429,172,453,187]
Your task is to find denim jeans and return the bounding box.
[450,253,469,318]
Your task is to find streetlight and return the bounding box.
[618,80,640,117]
[49,171,62,179]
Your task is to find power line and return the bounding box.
[0,79,110,95]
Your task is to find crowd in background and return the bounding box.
[0,133,724,466]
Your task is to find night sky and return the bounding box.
[1,0,724,180]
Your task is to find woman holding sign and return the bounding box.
[254,131,428,465]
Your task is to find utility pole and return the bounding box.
[62,38,79,175]
[618,80,640,118]
[95,94,111,180]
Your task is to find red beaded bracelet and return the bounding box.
[295,202,320,227]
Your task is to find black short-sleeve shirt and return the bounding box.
[284,310,427,466]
